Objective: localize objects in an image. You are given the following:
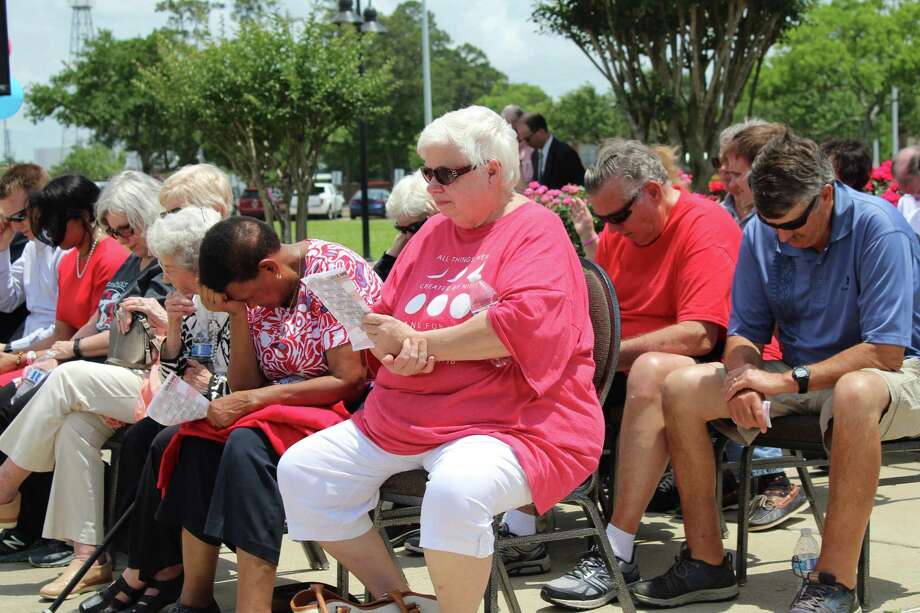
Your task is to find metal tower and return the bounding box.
[61,1,95,154]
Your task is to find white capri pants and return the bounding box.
[0,360,143,545]
[278,419,533,558]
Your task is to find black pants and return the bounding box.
[120,422,181,582]
[157,428,285,565]
[0,382,51,543]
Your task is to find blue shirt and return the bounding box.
[729,181,920,366]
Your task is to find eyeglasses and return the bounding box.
[105,223,135,239]
[394,220,426,234]
[597,189,642,226]
[159,207,183,218]
[420,165,475,186]
[757,192,821,231]
[0,208,28,224]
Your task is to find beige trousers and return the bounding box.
[0,360,144,545]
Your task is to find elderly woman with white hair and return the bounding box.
[0,171,171,599]
[158,163,234,218]
[278,106,605,611]
[80,207,229,613]
[373,170,438,281]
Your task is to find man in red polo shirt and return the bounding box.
[539,139,741,610]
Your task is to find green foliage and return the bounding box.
[532,0,809,191]
[746,0,920,152]
[51,144,126,181]
[320,1,505,185]
[476,80,554,117]
[26,30,200,173]
[141,16,392,241]
[155,0,224,41]
[547,84,628,146]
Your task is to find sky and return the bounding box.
[4,0,611,162]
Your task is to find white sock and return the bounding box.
[503,509,537,536]
[606,524,635,562]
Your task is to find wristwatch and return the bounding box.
[791,365,811,394]
[73,338,83,360]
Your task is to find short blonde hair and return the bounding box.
[386,171,433,220]
[417,105,520,194]
[159,163,232,218]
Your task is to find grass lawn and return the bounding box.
[273,217,398,259]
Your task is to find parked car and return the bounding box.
[349,188,390,219]
[237,187,284,219]
[290,182,345,219]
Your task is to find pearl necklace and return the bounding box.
[75,238,99,279]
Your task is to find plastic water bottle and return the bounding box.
[792,528,820,577]
[11,366,49,403]
[189,302,214,366]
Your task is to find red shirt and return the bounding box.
[56,237,128,330]
[595,190,741,341]
[352,203,604,514]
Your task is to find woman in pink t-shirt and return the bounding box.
[279,106,604,611]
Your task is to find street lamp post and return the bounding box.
[332,0,385,261]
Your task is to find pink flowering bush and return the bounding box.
[867,160,901,205]
[523,182,601,256]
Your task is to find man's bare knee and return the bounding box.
[662,364,726,421]
[628,352,696,404]
[832,371,889,428]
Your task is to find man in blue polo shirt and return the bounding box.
[632,130,920,612]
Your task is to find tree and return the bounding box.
[155,0,224,41]
[476,80,554,117]
[26,30,200,173]
[547,84,628,147]
[142,16,391,241]
[321,1,506,188]
[747,0,920,151]
[51,144,126,181]
[532,0,809,191]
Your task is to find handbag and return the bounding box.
[107,312,158,370]
[291,583,439,613]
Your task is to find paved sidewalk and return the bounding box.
[1,453,918,612]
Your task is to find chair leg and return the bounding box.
[793,452,825,533]
[857,522,870,608]
[336,561,350,600]
[577,494,636,613]
[735,445,755,585]
[300,541,329,571]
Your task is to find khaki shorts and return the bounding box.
[712,358,920,447]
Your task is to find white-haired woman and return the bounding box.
[373,170,438,282]
[278,106,605,611]
[80,207,229,613]
[158,163,234,218]
[0,171,172,598]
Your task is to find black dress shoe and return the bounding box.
[79,576,145,613]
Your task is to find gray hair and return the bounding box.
[585,138,668,195]
[719,118,769,154]
[146,206,222,272]
[750,130,836,218]
[159,163,233,218]
[417,105,520,194]
[386,170,433,220]
[95,171,163,236]
[501,104,524,124]
[894,146,920,178]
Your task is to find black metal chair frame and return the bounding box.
[332,258,635,612]
[714,417,920,609]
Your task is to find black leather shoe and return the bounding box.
[79,576,145,613]
[168,600,221,613]
[125,575,183,612]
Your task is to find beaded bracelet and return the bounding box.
[582,234,600,246]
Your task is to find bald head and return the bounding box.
[894,146,920,199]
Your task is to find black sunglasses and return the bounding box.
[597,189,641,226]
[757,192,821,231]
[394,220,426,234]
[105,223,135,239]
[159,207,183,218]
[420,165,474,186]
[0,208,28,224]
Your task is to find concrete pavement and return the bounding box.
[1,452,918,612]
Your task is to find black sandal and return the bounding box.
[125,575,183,613]
[78,575,146,613]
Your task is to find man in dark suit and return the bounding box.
[517,113,586,189]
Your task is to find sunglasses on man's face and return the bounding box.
[597,189,642,226]
[0,208,28,224]
[757,192,821,231]
[420,165,475,186]
[394,220,426,235]
[105,223,135,240]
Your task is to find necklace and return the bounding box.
[286,245,307,311]
[75,238,99,279]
